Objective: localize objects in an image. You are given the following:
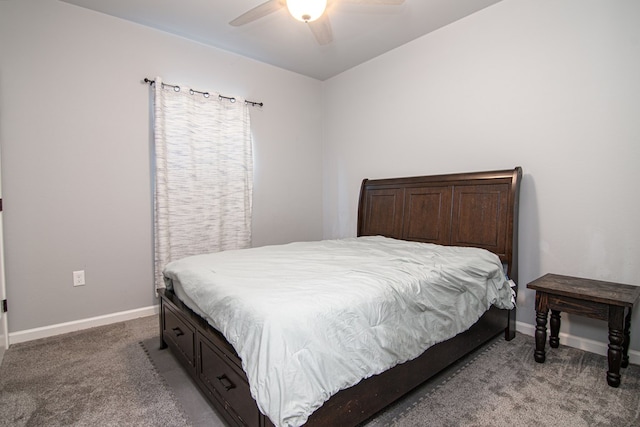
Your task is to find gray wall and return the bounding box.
[0,1,323,332]
[1,0,639,358]
[322,0,640,350]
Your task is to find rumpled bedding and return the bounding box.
[163,236,515,427]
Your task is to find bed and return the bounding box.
[158,166,522,427]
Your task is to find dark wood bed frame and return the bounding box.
[159,167,522,427]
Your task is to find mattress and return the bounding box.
[163,236,515,427]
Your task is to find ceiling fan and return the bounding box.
[229,0,406,45]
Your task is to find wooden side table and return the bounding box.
[527,273,640,387]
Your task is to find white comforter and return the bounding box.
[163,236,515,427]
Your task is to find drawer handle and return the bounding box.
[217,374,236,391]
[171,327,184,337]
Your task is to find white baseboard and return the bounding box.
[516,321,640,366]
[9,305,159,345]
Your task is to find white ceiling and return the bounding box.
[60,0,502,81]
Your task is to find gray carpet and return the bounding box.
[2,316,639,426]
[364,333,640,426]
[144,327,640,426]
[0,316,190,427]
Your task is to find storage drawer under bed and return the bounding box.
[198,334,260,426]
[162,304,196,370]
[160,291,267,426]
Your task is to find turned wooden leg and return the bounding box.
[535,309,548,363]
[607,329,624,387]
[607,307,625,387]
[549,310,561,348]
[621,307,632,369]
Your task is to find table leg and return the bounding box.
[549,310,561,348]
[534,308,548,363]
[607,306,625,387]
[622,307,632,369]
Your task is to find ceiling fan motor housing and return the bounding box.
[287,0,327,23]
[230,0,405,46]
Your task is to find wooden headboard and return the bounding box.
[357,167,522,284]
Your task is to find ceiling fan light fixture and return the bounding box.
[286,0,327,23]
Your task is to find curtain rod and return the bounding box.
[143,78,263,107]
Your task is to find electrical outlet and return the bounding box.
[73,270,85,287]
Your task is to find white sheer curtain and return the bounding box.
[153,77,253,290]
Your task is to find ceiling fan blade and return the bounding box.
[340,0,405,4]
[308,15,333,45]
[229,0,286,26]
